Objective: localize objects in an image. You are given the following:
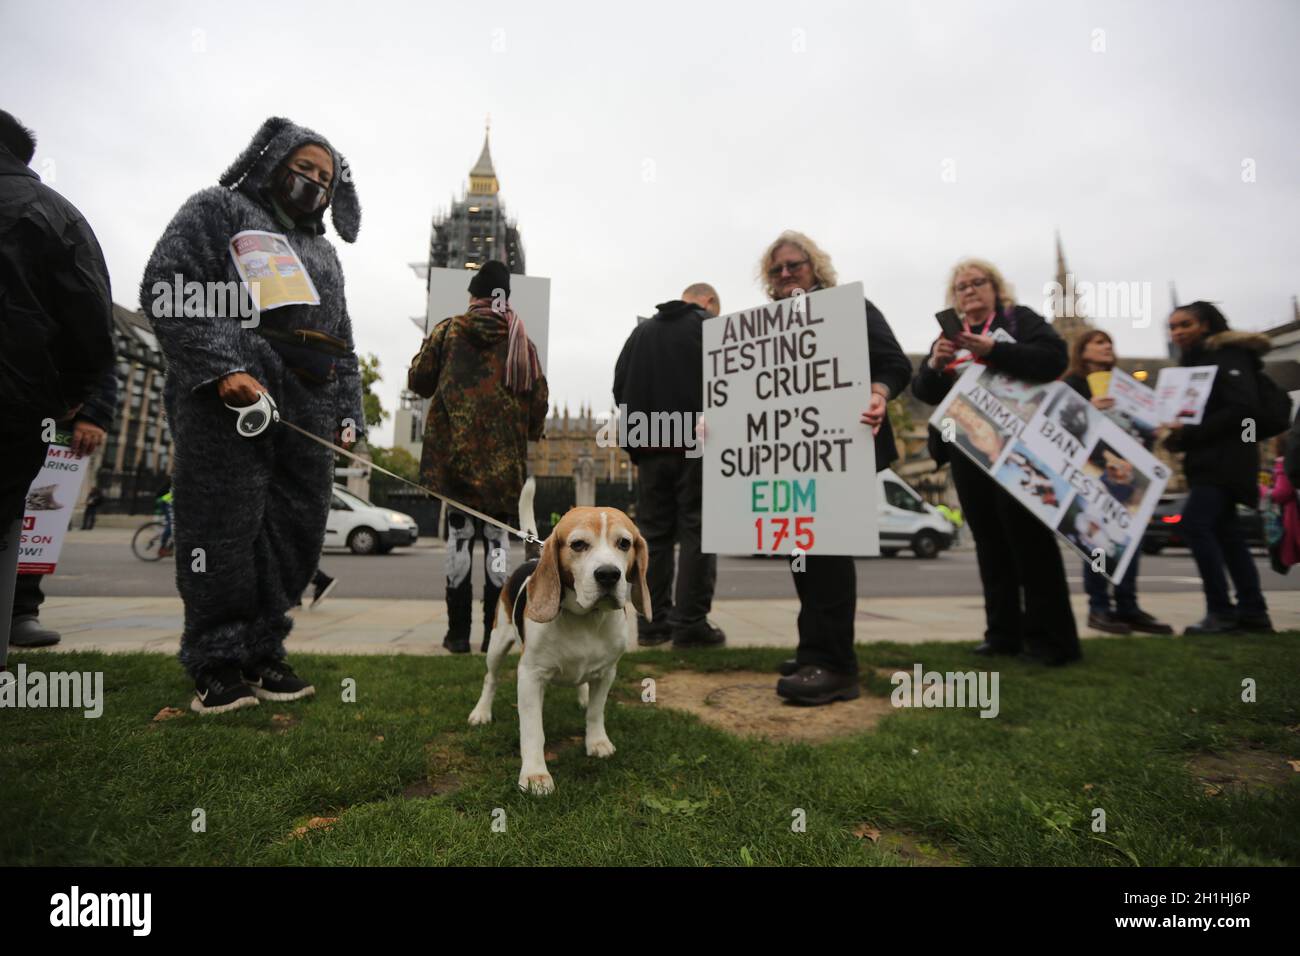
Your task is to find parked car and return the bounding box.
[325,486,419,555]
[1141,493,1265,554]
[878,469,956,559]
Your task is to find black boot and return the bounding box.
[776,666,860,706]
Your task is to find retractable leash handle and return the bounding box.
[225,391,279,438]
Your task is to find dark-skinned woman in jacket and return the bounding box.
[1164,301,1272,634]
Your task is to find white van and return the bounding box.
[325,486,420,555]
[877,469,955,559]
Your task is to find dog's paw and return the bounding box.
[586,736,616,758]
[467,706,492,726]
[519,771,555,795]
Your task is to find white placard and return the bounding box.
[18,439,89,575]
[702,283,878,556]
[1155,365,1217,425]
[424,266,550,373]
[930,364,1169,584]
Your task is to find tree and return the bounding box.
[360,353,387,430]
[369,446,420,482]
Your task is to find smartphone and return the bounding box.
[935,308,963,340]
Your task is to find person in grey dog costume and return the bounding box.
[139,116,363,714]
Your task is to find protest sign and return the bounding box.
[18,435,89,575]
[228,230,320,311]
[1102,367,1161,450]
[1155,365,1217,425]
[701,282,878,556]
[931,364,1169,583]
[424,266,550,373]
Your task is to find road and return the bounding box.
[40,527,1300,601]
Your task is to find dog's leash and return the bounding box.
[226,392,541,546]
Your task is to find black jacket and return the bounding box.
[1164,330,1270,507]
[912,304,1068,465]
[1285,409,1300,492]
[1062,372,1091,400]
[0,144,115,429]
[613,299,708,463]
[860,297,914,471]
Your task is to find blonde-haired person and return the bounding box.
[756,231,914,705]
[1062,330,1172,636]
[912,258,1081,666]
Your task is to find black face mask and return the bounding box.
[278,166,329,215]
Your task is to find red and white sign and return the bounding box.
[18,442,88,575]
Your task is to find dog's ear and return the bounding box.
[630,531,650,621]
[526,537,562,623]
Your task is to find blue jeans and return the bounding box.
[1082,549,1140,616]
[1179,485,1267,619]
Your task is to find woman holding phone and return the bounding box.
[1062,330,1172,635]
[912,258,1081,665]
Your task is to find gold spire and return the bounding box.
[468,122,499,196]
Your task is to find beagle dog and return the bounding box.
[467,478,649,795]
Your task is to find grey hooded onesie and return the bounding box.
[139,117,364,678]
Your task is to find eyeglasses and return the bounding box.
[767,259,810,278]
[954,277,991,294]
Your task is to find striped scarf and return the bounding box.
[467,297,541,394]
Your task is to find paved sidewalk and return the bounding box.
[20,591,1300,656]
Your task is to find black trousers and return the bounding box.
[81,505,98,530]
[634,452,717,635]
[949,453,1079,657]
[1180,483,1267,619]
[13,572,44,619]
[791,553,858,675]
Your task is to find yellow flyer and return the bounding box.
[1087,371,1111,397]
[228,230,320,312]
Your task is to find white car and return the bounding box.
[325,486,419,555]
[877,469,955,559]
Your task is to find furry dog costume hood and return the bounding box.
[219,116,360,243]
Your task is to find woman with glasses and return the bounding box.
[756,231,914,705]
[912,259,1081,665]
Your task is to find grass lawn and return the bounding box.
[3,633,1298,867]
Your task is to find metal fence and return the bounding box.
[94,469,171,515]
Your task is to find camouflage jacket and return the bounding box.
[408,311,548,518]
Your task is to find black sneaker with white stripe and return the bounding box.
[242,658,315,701]
[192,665,260,715]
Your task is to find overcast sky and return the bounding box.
[4,0,1297,446]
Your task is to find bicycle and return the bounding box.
[132,519,174,561]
